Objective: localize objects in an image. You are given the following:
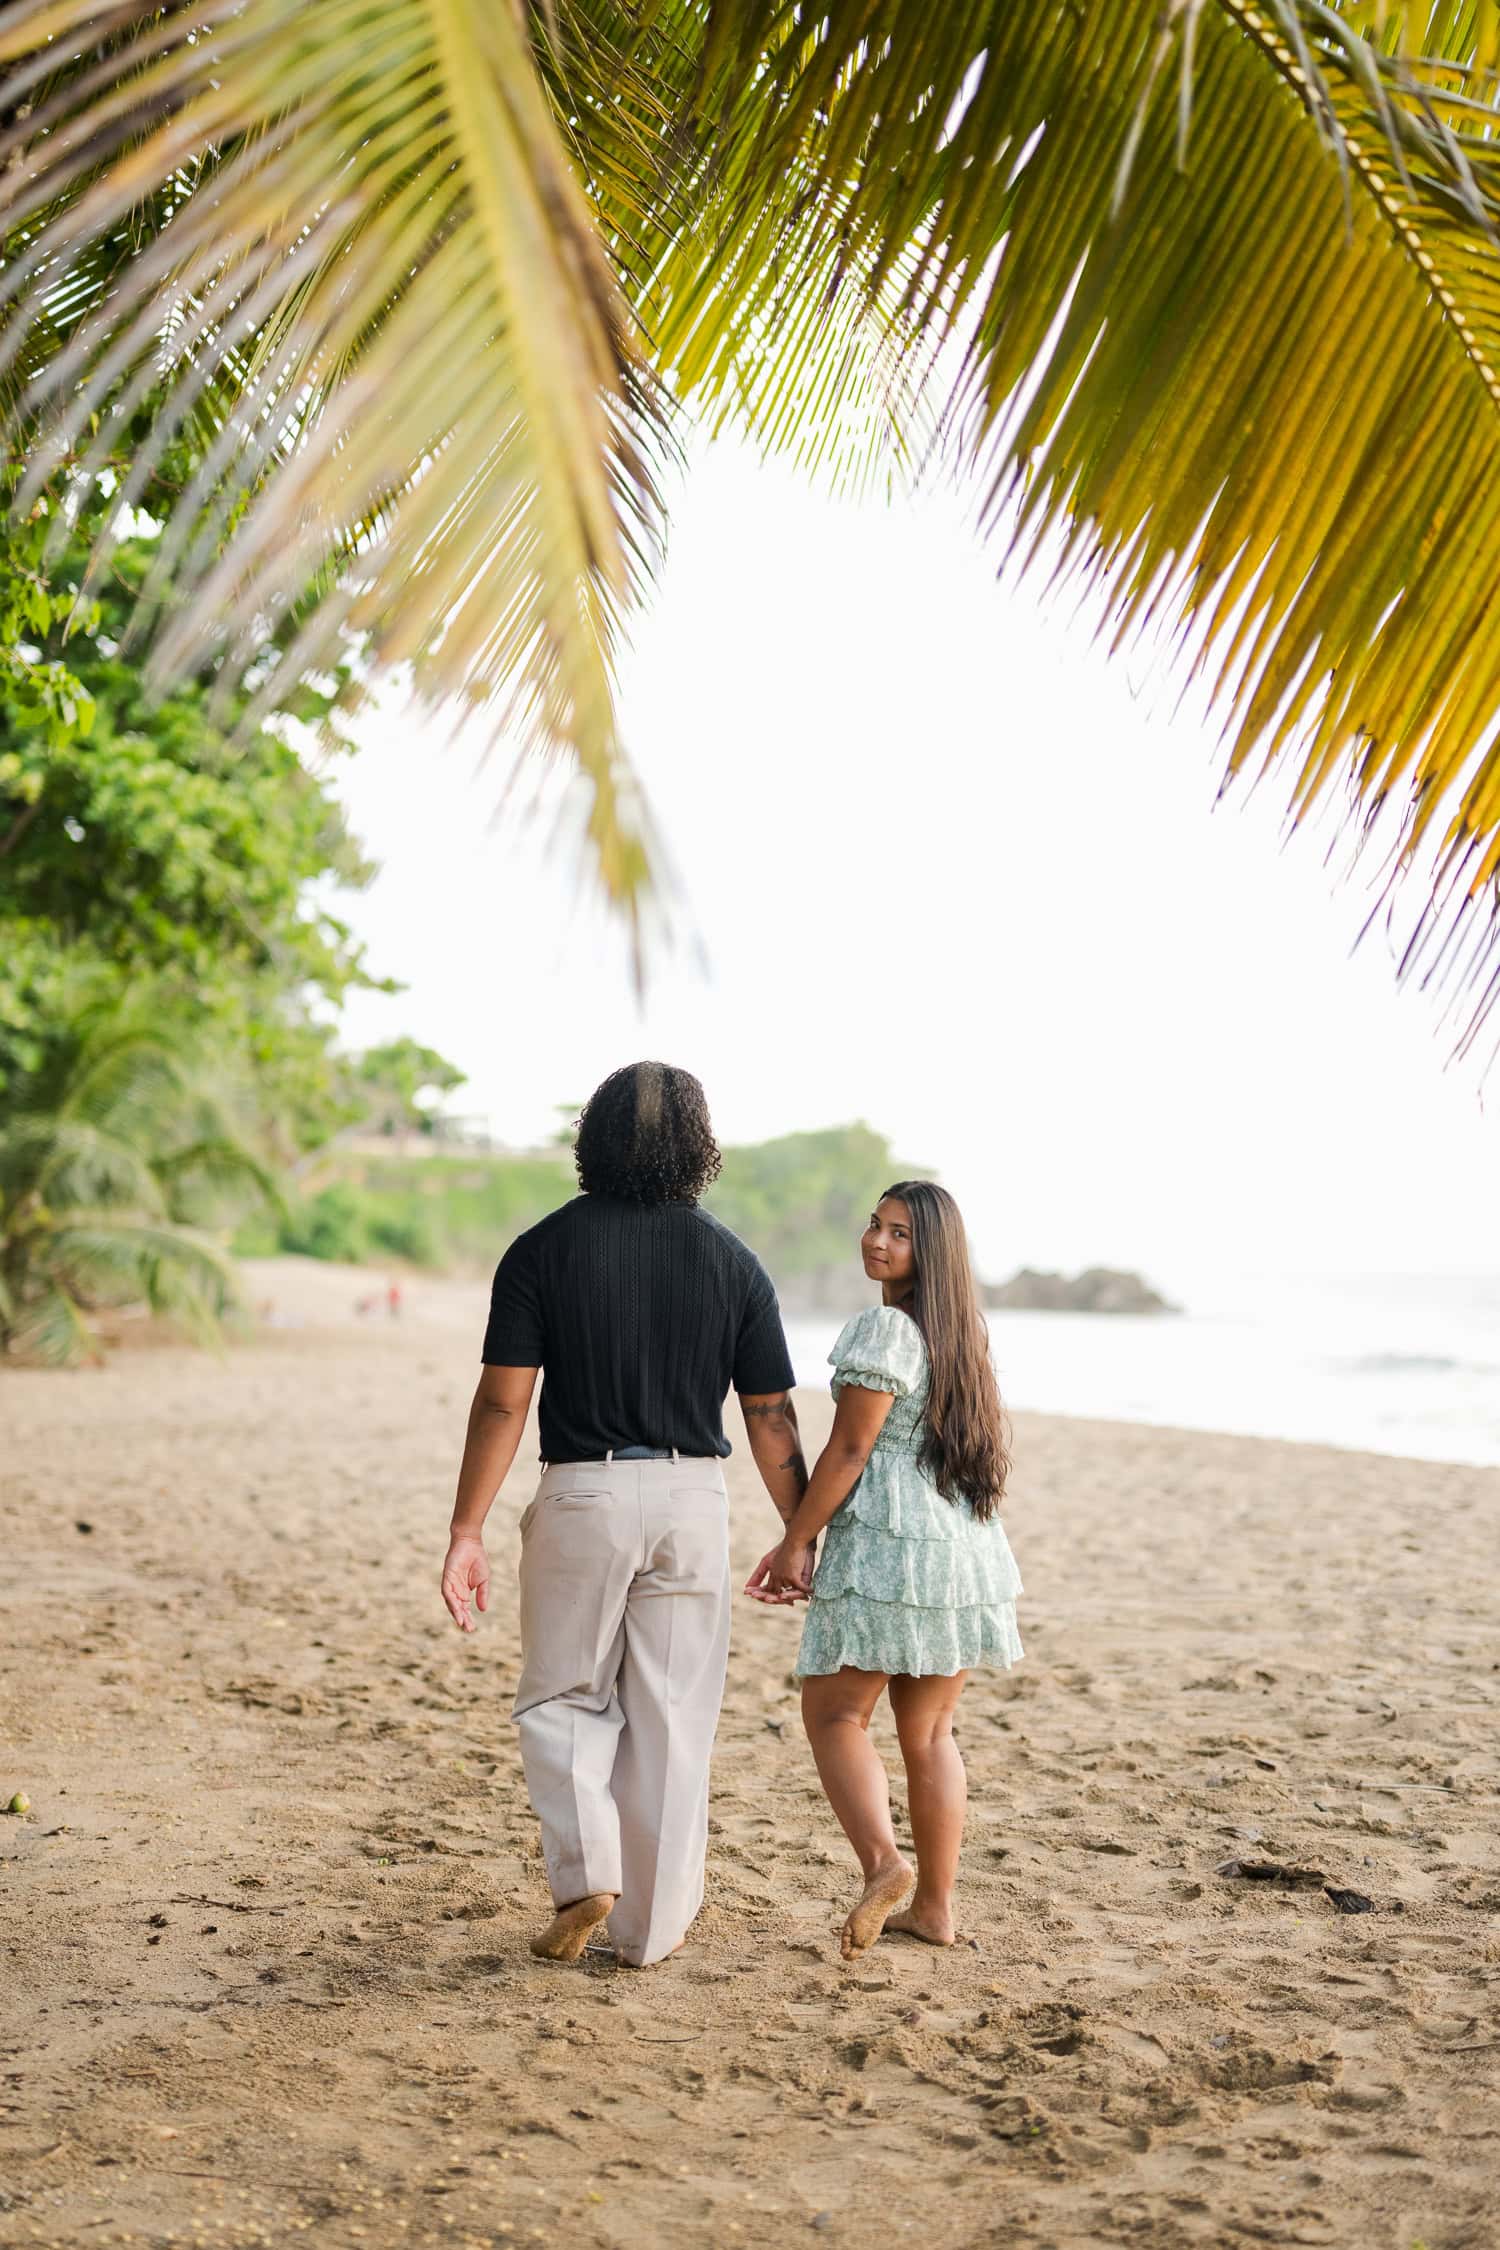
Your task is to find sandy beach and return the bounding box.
[3,1258,1499,2250]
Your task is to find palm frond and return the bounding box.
[0,990,253,1360]
[154,1135,282,1222]
[0,1114,166,1215]
[54,1016,200,1137]
[6,1279,98,1366]
[51,1212,237,1293]
[0,0,673,940]
[641,0,1500,1045]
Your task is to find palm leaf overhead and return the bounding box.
[643,1,1500,1048]
[0,0,672,946]
[5,5,1500,1036]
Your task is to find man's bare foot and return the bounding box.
[840,1855,913,1960]
[887,1903,957,1946]
[530,1892,619,1963]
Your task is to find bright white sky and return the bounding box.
[329,436,1498,1301]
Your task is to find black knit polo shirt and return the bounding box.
[481,1193,796,1463]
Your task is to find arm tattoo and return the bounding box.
[742,1394,792,1420]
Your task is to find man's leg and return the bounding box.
[607,1467,732,1967]
[513,1472,638,1952]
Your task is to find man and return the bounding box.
[440,1061,808,1968]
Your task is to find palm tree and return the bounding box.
[0,988,273,1363]
[2,5,1499,1038]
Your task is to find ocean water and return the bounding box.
[784,1271,1500,1468]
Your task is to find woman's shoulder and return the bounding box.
[829,1303,927,1388]
[832,1301,920,1347]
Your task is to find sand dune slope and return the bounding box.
[2,1270,1499,2250]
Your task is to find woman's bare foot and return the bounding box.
[530,1892,619,1963]
[887,1902,957,1946]
[840,1855,913,1960]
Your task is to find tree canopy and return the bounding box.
[0,456,381,1142]
[353,1040,470,1138]
[0,444,433,1358]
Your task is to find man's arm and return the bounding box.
[747,1383,895,1601]
[451,1363,538,1537]
[738,1390,809,1525]
[442,1364,539,1632]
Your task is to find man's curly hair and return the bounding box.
[574,1062,722,1206]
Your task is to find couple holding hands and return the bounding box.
[441,1062,1023,1969]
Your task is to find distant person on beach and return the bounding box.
[440,1062,807,1968]
[747,1183,1023,1958]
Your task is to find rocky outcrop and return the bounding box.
[981,1266,1178,1316]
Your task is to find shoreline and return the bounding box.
[62,1246,1498,1475]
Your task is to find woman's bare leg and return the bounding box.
[800,1668,912,1958]
[886,1671,968,1945]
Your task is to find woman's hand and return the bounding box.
[744,1547,793,1604]
[442,1534,490,1632]
[744,1538,815,1604]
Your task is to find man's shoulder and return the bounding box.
[499,1196,583,1261]
[690,1206,772,1282]
[508,1195,773,1286]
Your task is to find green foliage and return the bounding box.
[0,987,275,1364]
[708,1125,930,1294]
[0,508,97,756]
[353,1040,469,1137]
[2,536,367,960]
[0,471,384,1147]
[275,1183,374,1265]
[367,1205,443,1266]
[238,1147,574,1272]
[0,450,416,1359]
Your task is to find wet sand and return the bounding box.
[2,1258,1498,2250]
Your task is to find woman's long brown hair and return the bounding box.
[881,1179,1010,1520]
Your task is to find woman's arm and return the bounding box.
[745,1383,894,1602]
[442,1364,539,1631]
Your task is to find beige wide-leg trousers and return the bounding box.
[513,1456,732,1967]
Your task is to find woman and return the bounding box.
[746,1182,1022,1959]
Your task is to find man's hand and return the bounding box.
[745,1539,815,1605]
[442,1534,491,1632]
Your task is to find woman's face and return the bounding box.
[862,1197,915,1292]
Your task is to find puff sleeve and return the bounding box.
[828,1304,925,1399]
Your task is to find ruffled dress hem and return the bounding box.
[795,1591,1024,1680]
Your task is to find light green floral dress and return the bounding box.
[795,1304,1024,1679]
